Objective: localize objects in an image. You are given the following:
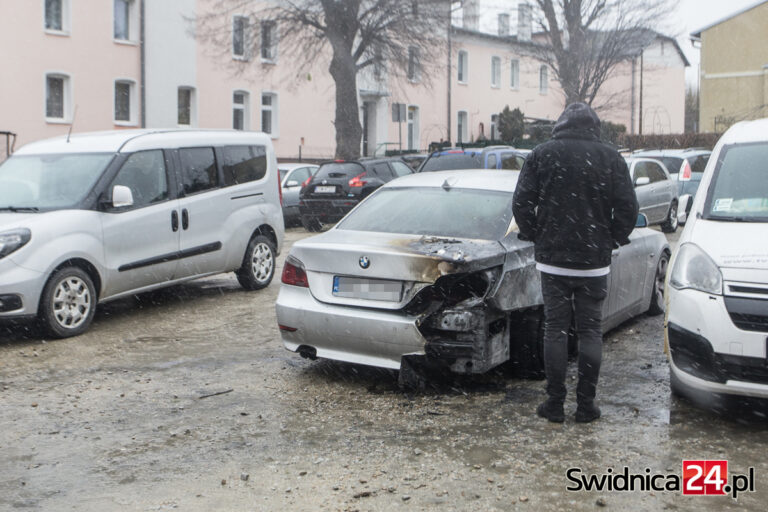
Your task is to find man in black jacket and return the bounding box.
[512,103,638,423]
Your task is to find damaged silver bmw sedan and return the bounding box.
[275,170,670,385]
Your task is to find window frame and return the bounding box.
[260,20,278,62]
[457,110,468,144]
[261,91,279,138]
[407,46,421,82]
[457,49,468,84]
[491,56,501,88]
[232,90,250,131]
[44,72,72,124]
[43,0,70,35]
[407,105,420,151]
[114,79,138,126]
[539,65,549,94]
[113,0,139,44]
[510,59,520,90]
[232,15,250,60]
[177,86,196,127]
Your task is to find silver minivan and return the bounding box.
[0,129,284,337]
[625,157,679,233]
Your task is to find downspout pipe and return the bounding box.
[140,0,146,128]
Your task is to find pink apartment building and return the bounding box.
[0,0,687,160]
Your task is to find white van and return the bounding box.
[0,129,284,337]
[666,118,768,399]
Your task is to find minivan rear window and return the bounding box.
[179,147,218,195]
[419,153,484,172]
[704,143,768,221]
[222,145,267,186]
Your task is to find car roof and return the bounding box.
[15,129,274,155]
[719,117,768,145]
[429,146,520,156]
[383,169,519,192]
[633,149,711,157]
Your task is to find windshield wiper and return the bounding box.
[707,215,757,222]
[0,206,40,212]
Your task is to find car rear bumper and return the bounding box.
[275,284,426,370]
[299,198,359,223]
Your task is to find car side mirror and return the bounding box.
[635,177,650,187]
[635,213,648,228]
[285,180,299,188]
[112,185,134,208]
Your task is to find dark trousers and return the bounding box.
[540,272,608,404]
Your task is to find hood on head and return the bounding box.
[552,102,601,140]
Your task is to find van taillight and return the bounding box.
[282,257,309,287]
[680,161,692,181]
[349,172,367,188]
[278,174,283,206]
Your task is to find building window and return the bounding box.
[45,73,71,122]
[261,21,277,61]
[457,111,468,144]
[407,105,419,150]
[490,114,498,140]
[178,87,195,126]
[261,92,278,137]
[45,0,69,33]
[407,46,420,81]
[114,0,137,42]
[233,16,249,59]
[114,80,136,124]
[457,50,468,83]
[539,65,548,94]
[510,59,519,89]
[491,56,501,88]
[233,91,249,130]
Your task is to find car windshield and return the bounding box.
[336,186,514,240]
[704,143,768,222]
[419,153,484,172]
[0,153,114,210]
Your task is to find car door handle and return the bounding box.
[182,209,189,230]
[171,210,179,232]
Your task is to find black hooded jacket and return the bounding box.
[512,103,639,270]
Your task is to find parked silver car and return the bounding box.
[279,163,318,224]
[276,170,670,386]
[625,157,679,232]
[0,130,284,338]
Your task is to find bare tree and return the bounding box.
[531,0,675,108]
[197,0,450,159]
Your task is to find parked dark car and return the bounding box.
[417,146,527,172]
[632,149,711,224]
[299,157,413,231]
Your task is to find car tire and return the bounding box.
[661,201,679,233]
[647,250,670,316]
[507,308,545,379]
[236,235,276,291]
[39,266,97,339]
[301,216,322,232]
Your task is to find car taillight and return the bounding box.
[281,257,309,287]
[680,160,692,181]
[349,172,367,188]
[302,176,312,188]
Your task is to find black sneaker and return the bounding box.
[575,403,601,423]
[537,399,565,423]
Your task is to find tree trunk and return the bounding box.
[329,53,362,160]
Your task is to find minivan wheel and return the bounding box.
[301,216,322,232]
[39,266,97,338]
[647,251,670,316]
[236,235,276,290]
[661,201,679,233]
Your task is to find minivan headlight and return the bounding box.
[0,229,31,259]
[669,243,722,295]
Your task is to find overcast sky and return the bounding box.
[476,0,764,88]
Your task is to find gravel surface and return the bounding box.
[2,227,767,511]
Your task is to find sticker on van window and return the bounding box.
[713,198,733,212]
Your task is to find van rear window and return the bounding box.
[222,146,267,186]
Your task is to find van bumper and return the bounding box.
[0,258,45,318]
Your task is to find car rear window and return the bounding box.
[704,143,768,221]
[419,153,484,172]
[337,187,513,240]
[314,162,365,179]
[658,157,683,175]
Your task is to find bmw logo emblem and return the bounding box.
[359,256,370,269]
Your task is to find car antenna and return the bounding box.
[442,178,452,191]
[66,105,78,143]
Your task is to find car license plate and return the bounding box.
[315,186,336,193]
[332,276,403,301]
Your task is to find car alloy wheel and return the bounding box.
[52,276,92,329]
[648,252,669,316]
[251,242,274,284]
[236,234,276,291]
[662,203,678,233]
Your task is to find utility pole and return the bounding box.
[446,1,453,144]
[639,50,644,135]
